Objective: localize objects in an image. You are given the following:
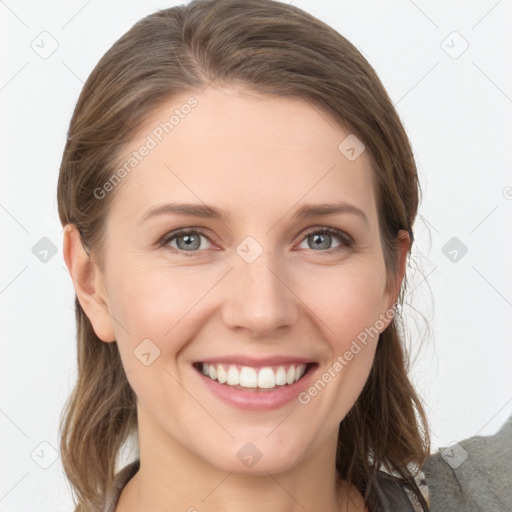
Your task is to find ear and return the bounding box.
[62,224,116,343]
[385,229,411,311]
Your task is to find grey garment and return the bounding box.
[102,414,512,512]
[423,413,512,512]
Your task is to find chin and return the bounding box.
[198,432,316,476]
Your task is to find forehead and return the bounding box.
[109,85,378,228]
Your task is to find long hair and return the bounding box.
[57,1,430,510]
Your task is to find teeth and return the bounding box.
[240,366,257,388]
[199,363,308,389]
[275,366,287,386]
[258,367,275,388]
[217,365,227,384]
[227,365,240,385]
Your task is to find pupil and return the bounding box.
[312,233,330,250]
[178,234,200,250]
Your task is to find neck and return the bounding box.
[116,409,366,512]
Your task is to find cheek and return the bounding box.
[301,258,388,411]
[299,267,385,430]
[107,261,208,337]
[305,258,389,344]
[105,263,204,402]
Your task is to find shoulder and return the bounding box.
[423,413,512,512]
[372,414,512,511]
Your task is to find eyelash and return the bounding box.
[158,226,354,257]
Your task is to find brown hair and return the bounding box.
[57,0,430,510]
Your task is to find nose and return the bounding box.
[221,246,299,338]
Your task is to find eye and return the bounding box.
[297,227,353,253]
[161,229,212,254]
[159,226,353,256]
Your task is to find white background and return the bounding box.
[1,0,511,510]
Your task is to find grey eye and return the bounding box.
[297,228,349,252]
[307,232,333,250]
[168,231,210,251]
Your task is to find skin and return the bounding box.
[63,85,410,512]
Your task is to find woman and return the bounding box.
[57,1,511,511]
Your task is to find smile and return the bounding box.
[196,362,309,390]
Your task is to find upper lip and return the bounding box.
[193,355,316,368]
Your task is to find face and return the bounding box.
[70,85,408,476]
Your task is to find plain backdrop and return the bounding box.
[1,0,511,510]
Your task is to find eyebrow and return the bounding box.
[138,201,369,227]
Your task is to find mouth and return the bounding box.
[192,361,317,391]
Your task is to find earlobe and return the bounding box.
[62,224,116,343]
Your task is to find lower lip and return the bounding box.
[196,364,317,411]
